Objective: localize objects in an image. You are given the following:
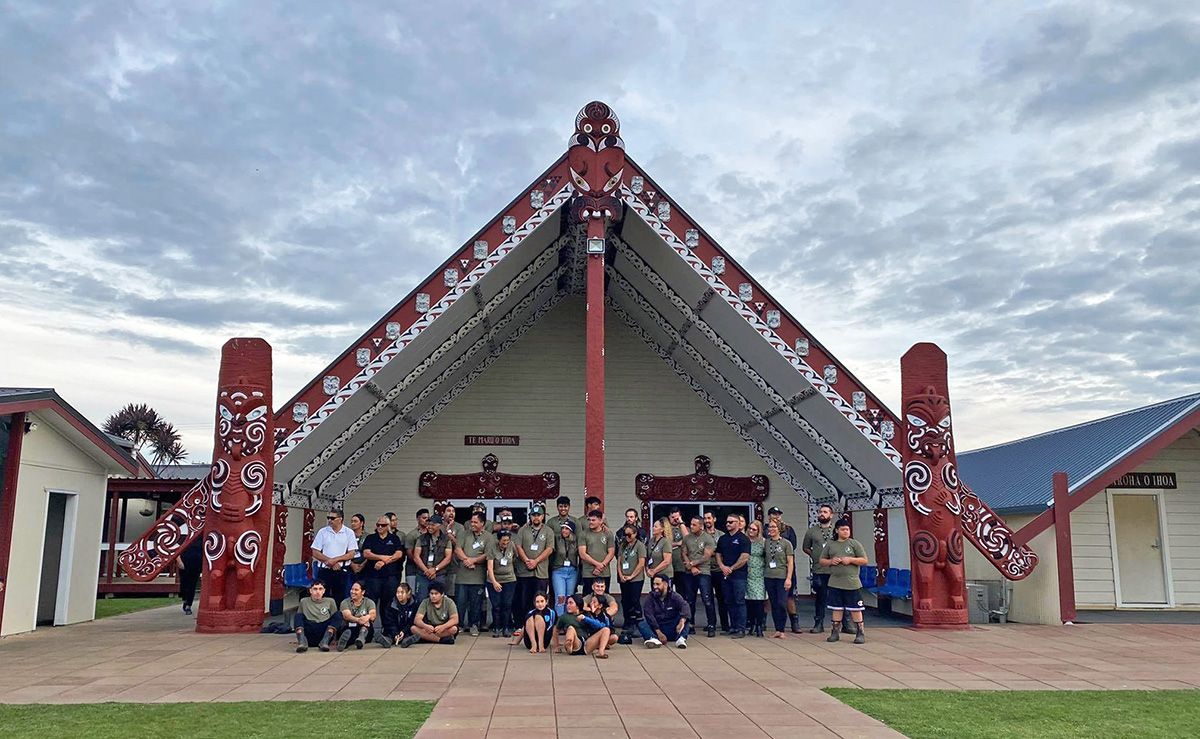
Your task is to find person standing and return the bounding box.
[293,580,341,652]
[577,510,614,593]
[764,519,795,639]
[455,512,492,637]
[579,496,605,530]
[703,511,729,633]
[551,519,580,616]
[412,514,453,605]
[487,529,518,637]
[802,504,836,633]
[640,573,690,649]
[715,513,750,638]
[623,508,648,542]
[645,518,674,592]
[745,520,768,637]
[680,516,718,637]
[178,535,202,615]
[515,503,553,620]
[441,504,467,596]
[361,516,405,608]
[404,509,430,590]
[311,510,358,602]
[664,508,688,596]
[547,495,574,533]
[820,519,869,644]
[615,524,647,643]
[347,513,368,586]
[767,506,802,633]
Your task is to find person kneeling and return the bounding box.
[338,581,389,650]
[382,582,419,646]
[513,591,556,653]
[402,581,459,647]
[294,580,342,652]
[640,573,691,649]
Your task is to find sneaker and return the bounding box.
[731,630,746,639]
[644,638,662,649]
[400,634,421,648]
[617,632,633,645]
[470,625,480,637]
[439,635,456,645]
[502,628,512,638]
[336,631,352,652]
[675,637,687,649]
[374,632,392,649]
[492,629,501,639]
[182,605,192,615]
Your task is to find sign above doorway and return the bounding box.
[464,435,519,446]
[1110,472,1177,489]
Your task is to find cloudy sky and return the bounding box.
[2,1,1197,462]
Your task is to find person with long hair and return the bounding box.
[764,519,795,639]
[513,591,556,653]
[767,506,801,633]
[745,520,768,637]
[551,519,580,616]
[615,524,647,643]
[487,529,518,637]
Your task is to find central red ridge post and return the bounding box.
[585,220,606,506]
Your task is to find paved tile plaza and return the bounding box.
[2,607,1199,738]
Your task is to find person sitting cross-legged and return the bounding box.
[640,573,691,649]
[401,580,460,647]
[337,580,388,650]
[294,580,342,652]
[382,582,419,646]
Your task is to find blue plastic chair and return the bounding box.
[877,567,901,597]
[861,565,877,590]
[282,562,313,589]
[897,569,912,599]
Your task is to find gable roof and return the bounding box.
[958,392,1200,514]
[0,387,139,475]
[268,102,904,510]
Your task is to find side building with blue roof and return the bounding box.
[956,392,1200,624]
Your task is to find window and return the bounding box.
[447,499,530,528]
[649,502,753,529]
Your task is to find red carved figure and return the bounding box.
[567,100,625,233]
[197,338,275,633]
[270,505,288,605]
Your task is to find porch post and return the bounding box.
[584,221,606,505]
[1052,471,1077,624]
[0,412,27,634]
[105,489,121,586]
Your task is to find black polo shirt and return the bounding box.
[716,531,751,581]
[360,531,405,578]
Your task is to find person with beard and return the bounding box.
[679,516,718,637]
[703,511,730,633]
[640,572,690,649]
[515,504,553,620]
[802,503,837,634]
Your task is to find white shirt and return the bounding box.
[312,525,358,568]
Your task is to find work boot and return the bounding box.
[789,614,802,634]
[827,623,841,642]
[374,631,392,649]
[354,633,366,650]
[400,634,421,648]
[810,620,824,634]
[295,629,309,653]
[336,630,353,652]
[853,624,866,645]
[318,629,335,652]
[706,626,716,638]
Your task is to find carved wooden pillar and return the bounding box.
[872,507,889,588]
[302,508,315,565]
[269,505,287,614]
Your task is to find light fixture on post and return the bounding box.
[23,421,38,433]
[586,237,605,255]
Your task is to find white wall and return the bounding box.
[2,413,110,636]
[1157,430,1200,605]
[347,297,797,591]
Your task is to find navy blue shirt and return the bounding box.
[361,532,405,578]
[715,531,751,581]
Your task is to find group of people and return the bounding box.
[294,496,870,653]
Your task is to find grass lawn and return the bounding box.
[826,688,1200,738]
[94,597,177,619]
[0,700,434,739]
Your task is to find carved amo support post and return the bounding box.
[568,101,625,506]
[302,508,315,566]
[901,343,1041,629]
[872,507,889,588]
[269,505,288,615]
[196,338,275,633]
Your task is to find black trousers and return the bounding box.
[711,570,730,630]
[619,580,643,629]
[364,574,399,612]
[812,573,830,625]
[294,612,342,644]
[765,578,789,632]
[179,564,200,607]
[317,568,349,602]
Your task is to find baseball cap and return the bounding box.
[768,506,783,515]
[560,519,577,533]
[530,504,546,515]
[428,514,444,524]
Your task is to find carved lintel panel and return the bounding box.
[419,454,560,506]
[634,455,769,531]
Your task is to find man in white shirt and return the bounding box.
[311,510,358,601]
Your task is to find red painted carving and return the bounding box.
[634,456,769,531]
[119,477,209,581]
[196,338,275,633]
[901,343,1038,628]
[567,100,626,228]
[270,505,287,602]
[419,454,560,506]
[301,508,315,565]
[872,507,889,588]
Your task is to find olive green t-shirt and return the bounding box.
[664,519,686,563]
[822,538,867,590]
[617,540,647,581]
[415,531,452,574]
[577,527,614,576]
[456,529,493,585]
[763,538,794,580]
[546,514,574,534]
[417,596,458,626]
[487,541,518,583]
[299,596,338,623]
[339,596,377,619]
[646,536,673,578]
[444,521,467,575]
[802,525,835,575]
[403,527,424,577]
[681,532,717,574]
[553,533,579,570]
[516,524,552,579]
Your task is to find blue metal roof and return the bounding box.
[957,393,1200,514]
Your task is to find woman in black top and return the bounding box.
[514,591,556,653]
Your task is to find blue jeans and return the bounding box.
[638,619,690,642]
[455,583,486,629]
[414,575,438,606]
[490,581,516,631]
[765,578,788,632]
[724,577,747,632]
[551,566,578,616]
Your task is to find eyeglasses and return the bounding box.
[327,516,340,521]
[376,524,389,528]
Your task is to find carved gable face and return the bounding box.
[567,100,625,198]
[904,386,953,463]
[217,388,270,461]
